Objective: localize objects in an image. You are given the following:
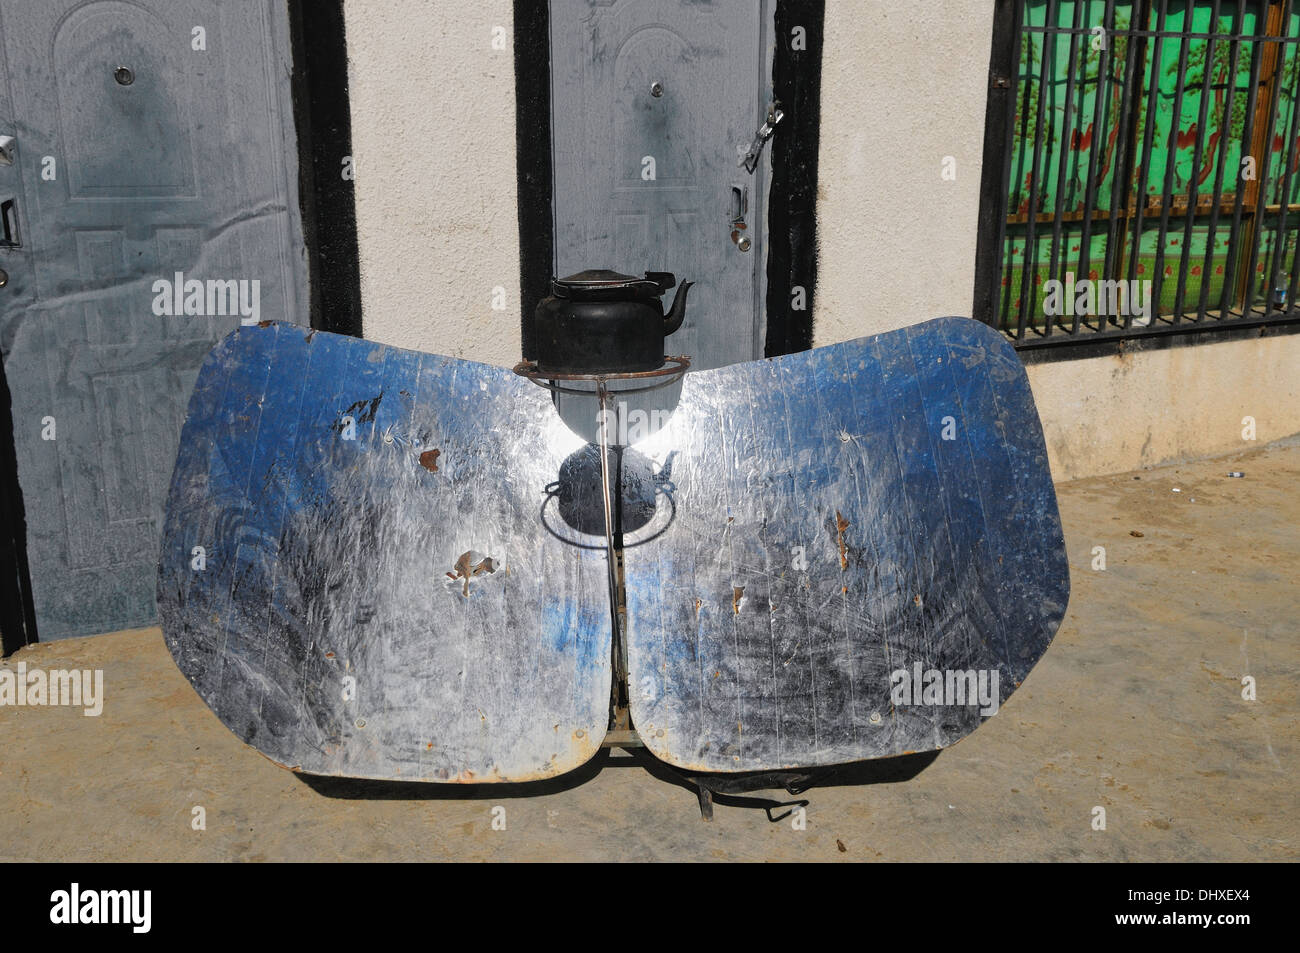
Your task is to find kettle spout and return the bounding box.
[663,280,693,336]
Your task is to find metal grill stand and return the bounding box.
[513,357,689,748]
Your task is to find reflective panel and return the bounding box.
[157,323,610,782]
[159,317,1069,783]
[623,317,1070,772]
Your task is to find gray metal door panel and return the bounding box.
[549,0,770,371]
[0,0,307,639]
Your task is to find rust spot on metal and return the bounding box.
[694,596,702,616]
[324,651,334,658]
[448,551,497,596]
[732,586,745,614]
[835,510,850,569]
[913,594,922,607]
[418,448,441,472]
[257,319,274,328]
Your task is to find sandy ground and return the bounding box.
[2,440,1296,862]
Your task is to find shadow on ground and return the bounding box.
[297,748,942,820]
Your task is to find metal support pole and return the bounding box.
[596,380,630,729]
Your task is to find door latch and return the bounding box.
[1,198,18,248]
[739,102,784,174]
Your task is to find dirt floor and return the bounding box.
[2,440,1297,862]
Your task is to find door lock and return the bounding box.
[739,101,784,174]
[730,185,751,252]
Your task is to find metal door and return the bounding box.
[549,0,773,371]
[0,0,306,639]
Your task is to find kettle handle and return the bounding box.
[645,271,676,292]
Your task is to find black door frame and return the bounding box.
[513,0,824,360]
[0,359,37,655]
[287,0,363,340]
[0,0,362,655]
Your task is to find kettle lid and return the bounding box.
[552,269,676,299]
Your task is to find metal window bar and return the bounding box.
[1174,0,1225,321]
[1196,0,1246,318]
[1074,0,1119,334]
[981,0,1300,348]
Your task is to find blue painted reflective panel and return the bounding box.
[160,317,1069,783]
[157,323,610,782]
[623,317,1070,772]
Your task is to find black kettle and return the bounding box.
[531,269,692,375]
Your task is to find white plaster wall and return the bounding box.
[814,0,994,344]
[343,0,522,366]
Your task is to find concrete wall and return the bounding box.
[815,1,993,344]
[343,0,521,367]
[341,0,1300,479]
[1028,334,1300,481]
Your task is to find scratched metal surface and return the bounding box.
[157,323,610,782]
[623,317,1070,773]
